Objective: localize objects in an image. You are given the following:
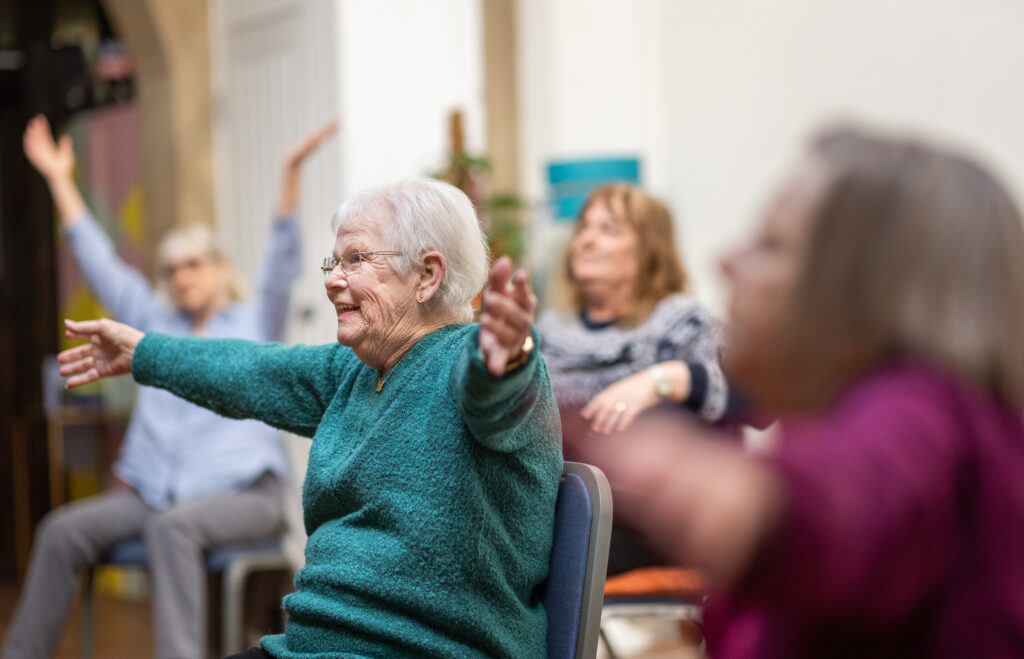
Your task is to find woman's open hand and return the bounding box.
[283,119,339,170]
[581,361,691,433]
[581,371,661,434]
[277,119,339,217]
[479,256,537,376]
[58,318,144,387]
[23,115,74,182]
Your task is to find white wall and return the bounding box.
[519,0,1024,313]
[336,0,485,195]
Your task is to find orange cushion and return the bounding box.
[603,566,706,598]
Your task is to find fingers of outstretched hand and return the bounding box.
[56,343,99,388]
[63,318,105,340]
[481,291,531,334]
[488,256,512,294]
[509,268,537,315]
[66,368,101,389]
[56,343,93,366]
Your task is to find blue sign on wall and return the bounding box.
[547,157,641,221]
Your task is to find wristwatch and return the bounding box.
[503,335,535,373]
[650,364,674,399]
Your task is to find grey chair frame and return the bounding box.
[80,543,292,658]
[560,461,614,659]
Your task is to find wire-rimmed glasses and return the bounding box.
[321,250,404,277]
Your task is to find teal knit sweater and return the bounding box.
[132,324,563,658]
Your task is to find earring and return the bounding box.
[416,292,424,303]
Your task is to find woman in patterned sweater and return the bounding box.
[537,184,735,573]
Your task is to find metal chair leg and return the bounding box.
[220,553,292,656]
[80,568,95,659]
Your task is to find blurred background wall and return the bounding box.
[518,0,1024,311]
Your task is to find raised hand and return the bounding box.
[284,119,339,169]
[479,256,537,376]
[58,318,145,388]
[23,115,74,182]
[23,115,86,224]
[277,119,339,217]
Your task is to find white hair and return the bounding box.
[331,178,490,323]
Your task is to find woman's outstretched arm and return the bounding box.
[59,318,343,437]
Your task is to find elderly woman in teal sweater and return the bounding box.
[57,178,563,659]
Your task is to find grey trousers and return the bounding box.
[2,474,283,659]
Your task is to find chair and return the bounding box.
[600,566,706,659]
[539,461,614,659]
[80,536,292,658]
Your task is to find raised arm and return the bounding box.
[59,318,341,437]
[257,119,339,340]
[25,116,159,327]
[456,257,561,452]
[275,119,337,218]
[24,115,85,225]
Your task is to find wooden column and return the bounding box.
[482,0,521,197]
[99,0,214,273]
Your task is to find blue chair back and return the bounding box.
[539,461,613,659]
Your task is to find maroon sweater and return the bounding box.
[706,361,1024,658]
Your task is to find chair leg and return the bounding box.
[599,625,623,659]
[221,562,246,657]
[220,553,293,656]
[80,569,95,659]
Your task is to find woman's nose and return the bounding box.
[324,270,349,291]
[574,228,595,248]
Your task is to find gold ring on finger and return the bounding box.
[613,401,627,413]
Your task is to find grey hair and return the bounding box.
[331,178,490,323]
[764,124,1024,409]
[155,222,246,302]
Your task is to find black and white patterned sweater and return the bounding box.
[536,293,729,421]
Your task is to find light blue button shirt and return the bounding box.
[64,211,299,509]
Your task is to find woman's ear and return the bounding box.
[417,251,447,304]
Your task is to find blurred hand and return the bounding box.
[277,119,339,217]
[581,370,660,433]
[283,118,339,170]
[23,115,74,182]
[578,412,783,586]
[58,318,144,387]
[479,256,537,376]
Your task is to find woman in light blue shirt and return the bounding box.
[2,117,335,659]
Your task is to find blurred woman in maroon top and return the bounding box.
[580,125,1024,658]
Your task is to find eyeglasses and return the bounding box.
[321,250,404,277]
[159,256,211,280]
